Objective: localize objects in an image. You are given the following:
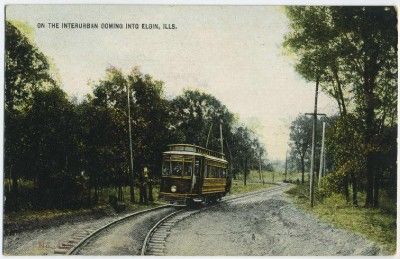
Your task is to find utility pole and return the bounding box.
[259,151,262,182]
[126,84,135,203]
[284,148,288,182]
[318,121,326,187]
[309,76,319,207]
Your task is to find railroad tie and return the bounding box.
[54,248,68,254]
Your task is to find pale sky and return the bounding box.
[6,5,338,161]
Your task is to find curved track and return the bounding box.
[61,184,287,255]
[62,205,173,255]
[141,183,288,255]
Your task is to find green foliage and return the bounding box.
[284,6,397,208]
[170,89,234,150]
[5,21,56,112]
[288,114,327,183]
[318,172,347,198]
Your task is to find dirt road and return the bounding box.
[164,187,382,256]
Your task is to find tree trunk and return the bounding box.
[373,168,380,207]
[344,174,350,203]
[130,176,135,203]
[365,156,374,207]
[138,167,147,204]
[350,172,358,206]
[148,180,154,203]
[118,185,123,201]
[10,164,18,211]
[94,182,99,204]
[364,81,376,208]
[87,183,92,206]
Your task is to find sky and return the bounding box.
[6,5,338,161]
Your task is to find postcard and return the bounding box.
[3,4,397,256]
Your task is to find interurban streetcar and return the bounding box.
[159,144,230,206]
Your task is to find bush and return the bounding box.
[318,172,346,199]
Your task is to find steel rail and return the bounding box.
[66,204,172,255]
[140,210,183,255]
[140,183,289,255]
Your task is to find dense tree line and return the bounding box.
[4,21,268,212]
[284,7,397,208]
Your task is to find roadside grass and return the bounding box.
[286,184,396,254]
[229,181,275,195]
[236,170,303,184]
[229,170,282,195]
[4,205,110,225]
[4,185,165,231]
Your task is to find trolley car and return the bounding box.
[159,144,230,205]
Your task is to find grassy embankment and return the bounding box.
[286,184,396,254]
[5,170,282,228]
[229,170,297,195]
[4,185,165,232]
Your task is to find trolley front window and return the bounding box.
[162,160,171,176]
[171,161,183,175]
[183,162,193,176]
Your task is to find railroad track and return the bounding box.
[58,183,288,256]
[55,205,173,255]
[141,183,288,255]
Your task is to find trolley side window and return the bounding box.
[205,160,227,178]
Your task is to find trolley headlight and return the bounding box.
[171,185,177,193]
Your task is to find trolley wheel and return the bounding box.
[185,198,195,208]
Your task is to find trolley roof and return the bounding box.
[164,144,227,163]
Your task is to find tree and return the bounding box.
[5,21,56,112]
[289,115,313,184]
[24,87,83,208]
[88,67,134,203]
[170,89,235,152]
[288,115,325,184]
[229,126,266,183]
[88,66,171,204]
[128,70,170,204]
[5,21,57,210]
[325,114,364,205]
[284,6,397,207]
